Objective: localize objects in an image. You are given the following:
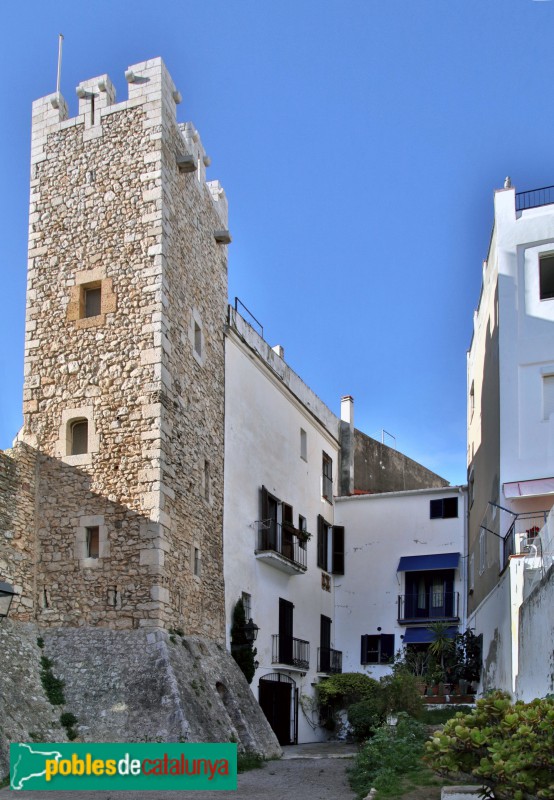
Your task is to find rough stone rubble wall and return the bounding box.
[42,628,281,756]
[0,621,68,780]
[0,443,38,620]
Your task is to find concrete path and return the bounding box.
[0,741,359,800]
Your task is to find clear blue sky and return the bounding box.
[1,0,552,486]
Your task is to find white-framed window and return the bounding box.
[479,529,487,575]
[322,451,333,501]
[70,419,88,455]
[75,515,108,567]
[58,407,99,466]
[300,428,307,461]
[241,591,252,621]
[190,308,204,366]
[469,553,475,593]
[543,374,554,420]
[194,547,201,577]
[539,253,554,300]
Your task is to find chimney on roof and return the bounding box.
[341,395,354,425]
[339,395,355,497]
[271,345,285,360]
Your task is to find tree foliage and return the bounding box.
[230,598,257,684]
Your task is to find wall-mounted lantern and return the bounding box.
[242,618,259,644]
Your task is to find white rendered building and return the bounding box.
[334,488,467,679]
[467,182,554,696]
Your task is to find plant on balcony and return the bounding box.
[230,598,257,684]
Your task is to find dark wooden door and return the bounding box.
[259,678,293,745]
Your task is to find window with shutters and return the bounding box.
[360,633,395,665]
[322,452,333,501]
[430,497,458,519]
[317,515,345,574]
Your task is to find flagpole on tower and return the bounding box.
[56,34,64,95]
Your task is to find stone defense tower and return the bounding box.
[20,58,229,636]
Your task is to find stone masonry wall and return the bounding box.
[0,443,38,620]
[43,627,280,756]
[0,621,68,780]
[19,58,228,635]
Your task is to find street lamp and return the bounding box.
[0,582,16,620]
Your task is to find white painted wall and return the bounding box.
[224,311,341,743]
[334,488,467,679]
[467,189,554,699]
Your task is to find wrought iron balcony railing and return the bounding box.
[256,521,308,571]
[515,185,554,212]
[317,647,342,674]
[272,634,310,670]
[397,591,459,623]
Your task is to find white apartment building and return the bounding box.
[467,182,554,695]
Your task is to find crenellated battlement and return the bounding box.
[29,58,228,223]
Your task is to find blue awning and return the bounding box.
[402,626,458,644]
[397,553,460,572]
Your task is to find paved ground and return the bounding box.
[0,742,359,800]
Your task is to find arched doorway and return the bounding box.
[258,673,298,745]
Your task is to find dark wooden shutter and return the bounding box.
[279,598,294,664]
[317,515,324,569]
[332,526,344,574]
[430,499,442,519]
[360,634,369,664]
[443,497,458,518]
[380,634,395,664]
[261,485,269,521]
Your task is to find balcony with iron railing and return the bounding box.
[515,185,554,212]
[317,647,342,674]
[397,591,460,624]
[255,521,308,574]
[272,634,310,670]
[502,510,550,572]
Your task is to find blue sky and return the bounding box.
[1,0,552,486]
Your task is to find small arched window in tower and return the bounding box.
[70,419,88,455]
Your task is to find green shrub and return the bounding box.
[317,672,381,707]
[349,713,429,798]
[40,658,65,706]
[347,696,386,740]
[425,691,554,800]
[380,670,424,719]
[237,752,265,772]
[318,670,424,738]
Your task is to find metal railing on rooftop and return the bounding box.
[515,185,554,212]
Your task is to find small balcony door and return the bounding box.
[405,570,454,619]
[279,598,294,664]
